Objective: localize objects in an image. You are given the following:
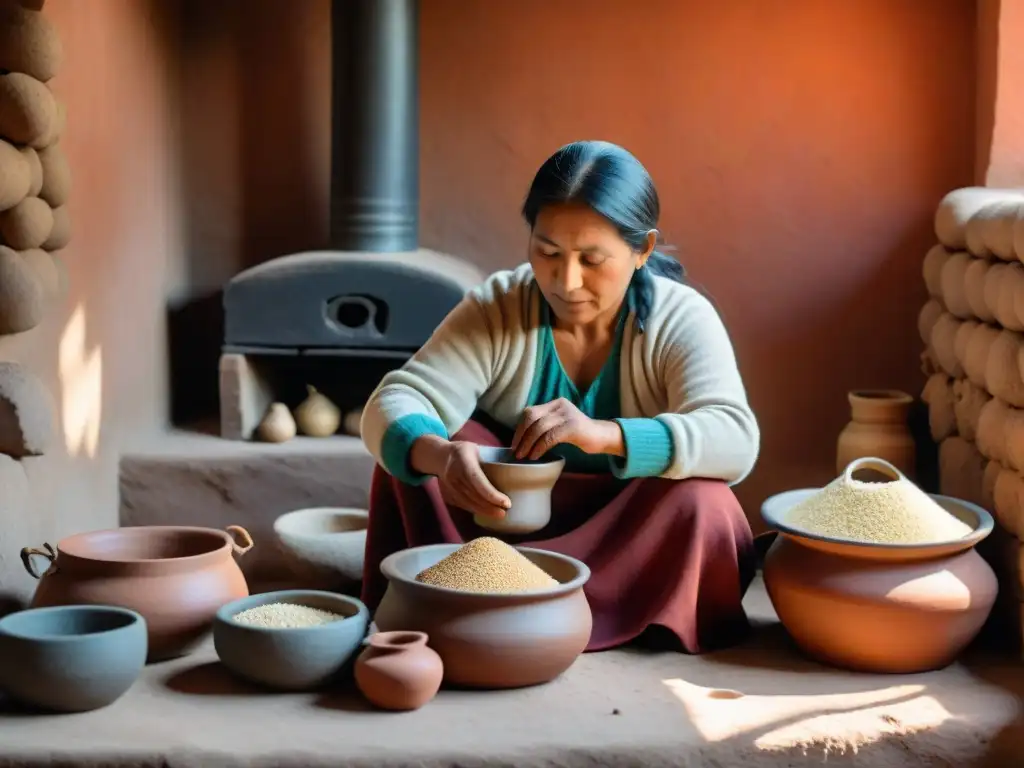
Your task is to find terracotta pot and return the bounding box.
[474,447,565,534]
[354,631,443,710]
[374,543,592,689]
[836,389,916,479]
[760,487,997,673]
[20,525,254,662]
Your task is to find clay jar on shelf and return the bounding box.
[21,525,254,662]
[836,389,916,479]
[354,631,443,711]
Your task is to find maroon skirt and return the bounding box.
[361,419,757,653]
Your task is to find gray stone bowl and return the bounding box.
[0,605,147,712]
[213,590,369,691]
[273,507,368,587]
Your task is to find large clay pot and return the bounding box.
[374,543,592,689]
[21,525,253,662]
[475,447,565,534]
[836,389,916,479]
[354,630,443,711]
[760,487,997,673]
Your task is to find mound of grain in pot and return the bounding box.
[415,536,559,593]
[233,602,346,629]
[786,475,973,545]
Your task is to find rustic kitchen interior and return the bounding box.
[1,0,1024,765]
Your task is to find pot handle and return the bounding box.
[225,525,254,556]
[20,543,57,580]
[842,456,904,484]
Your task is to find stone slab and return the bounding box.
[0,578,1021,767]
[118,429,375,582]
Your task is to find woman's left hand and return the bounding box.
[511,398,620,460]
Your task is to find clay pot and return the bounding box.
[374,543,592,689]
[760,487,997,673]
[20,525,254,662]
[836,389,916,479]
[354,631,443,711]
[475,447,565,534]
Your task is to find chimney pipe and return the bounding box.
[330,0,419,253]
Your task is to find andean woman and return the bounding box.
[359,140,760,653]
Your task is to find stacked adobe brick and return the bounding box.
[921,186,1024,645]
[0,0,64,600]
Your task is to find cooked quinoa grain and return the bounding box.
[232,602,346,628]
[414,537,559,593]
[786,476,973,545]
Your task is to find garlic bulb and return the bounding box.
[294,385,341,437]
[343,408,363,437]
[257,402,296,443]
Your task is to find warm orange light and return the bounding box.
[58,303,103,459]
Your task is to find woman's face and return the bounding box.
[529,202,654,328]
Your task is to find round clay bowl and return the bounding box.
[273,507,368,586]
[373,543,592,689]
[760,489,998,673]
[214,590,369,691]
[475,447,565,534]
[0,605,147,712]
[22,525,253,662]
[761,488,993,561]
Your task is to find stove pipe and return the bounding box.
[330,0,419,254]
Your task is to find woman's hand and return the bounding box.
[439,441,512,518]
[511,398,624,460]
[411,435,511,518]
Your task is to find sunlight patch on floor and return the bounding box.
[662,678,949,753]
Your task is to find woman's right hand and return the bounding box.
[410,436,511,518]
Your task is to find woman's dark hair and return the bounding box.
[521,140,685,331]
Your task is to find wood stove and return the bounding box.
[219,0,485,440]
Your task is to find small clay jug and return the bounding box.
[354,631,443,711]
[836,390,916,479]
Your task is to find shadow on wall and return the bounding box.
[168,0,330,426]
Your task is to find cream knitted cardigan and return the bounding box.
[360,263,760,484]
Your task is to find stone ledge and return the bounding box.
[118,428,375,582]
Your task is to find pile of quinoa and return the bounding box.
[414,537,559,593]
[232,603,346,628]
[786,475,973,545]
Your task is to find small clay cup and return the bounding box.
[475,446,565,534]
[213,590,369,691]
[0,605,147,712]
[354,630,443,711]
